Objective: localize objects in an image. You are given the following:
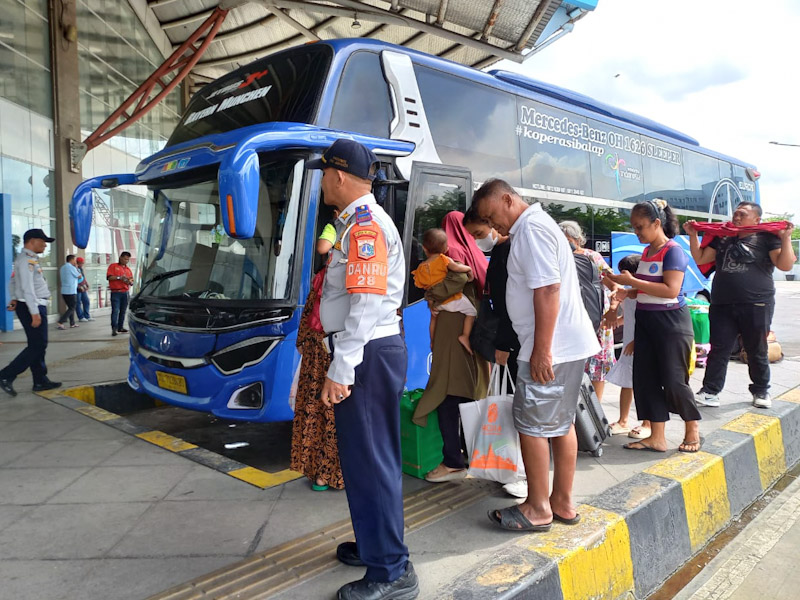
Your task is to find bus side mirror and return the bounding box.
[218,148,259,239]
[70,173,137,249]
[70,184,94,249]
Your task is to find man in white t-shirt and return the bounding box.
[474,179,600,532]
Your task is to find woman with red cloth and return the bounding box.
[412,211,490,483]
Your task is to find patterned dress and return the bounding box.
[289,287,344,489]
[580,248,617,382]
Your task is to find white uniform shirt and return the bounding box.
[505,203,600,364]
[320,194,405,385]
[10,248,51,308]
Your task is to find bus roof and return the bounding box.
[315,38,756,170]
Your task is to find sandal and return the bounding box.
[628,426,652,439]
[488,505,552,532]
[609,421,631,435]
[623,441,666,453]
[679,437,704,453]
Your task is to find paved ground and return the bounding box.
[0,282,798,600]
[674,468,800,600]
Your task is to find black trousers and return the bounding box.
[438,395,471,469]
[0,303,48,385]
[703,302,771,396]
[58,294,77,325]
[633,307,701,423]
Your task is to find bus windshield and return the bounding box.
[137,157,305,304]
[168,45,332,146]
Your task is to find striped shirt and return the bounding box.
[635,240,687,311]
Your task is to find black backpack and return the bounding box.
[572,249,604,332]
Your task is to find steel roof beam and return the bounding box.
[321,0,524,62]
[516,0,553,51]
[264,5,320,41]
[436,0,449,25]
[480,0,504,41]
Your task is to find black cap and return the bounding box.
[307,139,380,181]
[23,228,55,243]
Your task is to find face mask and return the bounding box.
[475,231,497,252]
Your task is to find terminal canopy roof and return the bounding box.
[144,0,597,85]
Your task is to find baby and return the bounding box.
[412,228,476,354]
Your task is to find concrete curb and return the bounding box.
[443,387,800,600]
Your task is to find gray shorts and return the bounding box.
[513,359,586,438]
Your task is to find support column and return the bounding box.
[49,0,83,314]
[0,194,13,332]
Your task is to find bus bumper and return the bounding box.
[127,339,299,423]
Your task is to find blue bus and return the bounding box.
[70,39,760,422]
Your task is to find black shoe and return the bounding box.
[112,330,118,336]
[0,377,17,397]
[33,380,62,392]
[337,542,364,567]
[117,328,128,333]
[337,562,419,600]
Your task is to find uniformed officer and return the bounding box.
[308,139,419,600]
[0,229,62,396]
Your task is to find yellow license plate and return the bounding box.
[155,371,188,394]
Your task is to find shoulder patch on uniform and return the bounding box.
[346,222,388,295]
[355,205,372,225]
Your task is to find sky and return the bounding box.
[497,0,800,222]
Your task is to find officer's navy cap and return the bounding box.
[307,139,380,181]
[23,228,55,243]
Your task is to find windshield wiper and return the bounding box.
[132,268,192,303]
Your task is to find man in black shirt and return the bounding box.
[685,202,795,409]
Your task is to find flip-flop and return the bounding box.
[623,441,666,453]
[488,505,552,532]
[553,512,581,525]
[679,437,705,453]
[609,421,631,435]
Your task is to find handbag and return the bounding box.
[459,365,524,484]
[470,283,499,363]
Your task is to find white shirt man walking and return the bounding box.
[474,179,599,531]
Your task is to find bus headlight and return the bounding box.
[227,382,263,409]
[210,336,280,375]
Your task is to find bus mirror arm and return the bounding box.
[70,173,137,249]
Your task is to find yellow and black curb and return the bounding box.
[40,382,302,490]
[446,387,800,600]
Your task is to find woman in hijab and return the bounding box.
[413,211,490,483]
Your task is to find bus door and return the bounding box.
[402,162,472,389]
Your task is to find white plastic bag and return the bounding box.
[459,365,524,484]
[288,356,302,412]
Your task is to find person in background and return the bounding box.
[75,257,93,322]
[559,221,619,401]
[462,206,525,499]
[475,180,599,532]
[290,207,344,492]
[107,252,133,337]
[606,199,701,453]
[56,255,82,330]
[0,229,61,396]
[308,139,418,599]
[603,254,651,438]
[412,211,490,484]
[684,203,795,409]
[413,228,476,354]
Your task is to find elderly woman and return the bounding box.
[413,211,490,483]
[559,220,619,401]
